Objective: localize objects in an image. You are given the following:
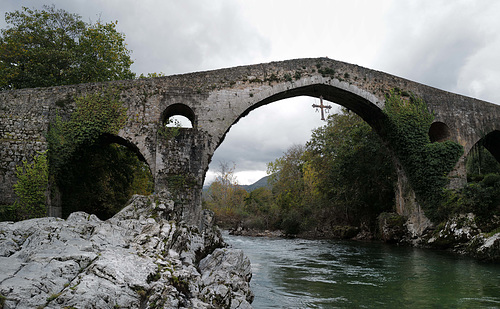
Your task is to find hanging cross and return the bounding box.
[312,96,332,121]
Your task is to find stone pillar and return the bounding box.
[154,129,210,226]
[47,183,62,218]
[447,155,467,190]
[393,159,433,237]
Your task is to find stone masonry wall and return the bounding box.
[0,88,52,204]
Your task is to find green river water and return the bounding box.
[224,232,500,308]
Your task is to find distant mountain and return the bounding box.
[203,174,273,193]
[240,175,272,192]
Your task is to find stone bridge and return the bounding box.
[1,58,500,232]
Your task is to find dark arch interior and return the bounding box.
[100,133,149,165]
[162,103,196,127]
[429,122,451,142]
[466,130,500,178]
[482,130,500,162]
[58,133,154,220]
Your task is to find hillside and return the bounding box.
[203,174,272,193]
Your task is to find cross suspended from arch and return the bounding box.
[312,96,332,121]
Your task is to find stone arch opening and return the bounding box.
[429,121,451,142]
[466,130,500,178]
[58,133,154,220]
[162,103,195,129]
[216,84,387,151]
[205,85,395,233]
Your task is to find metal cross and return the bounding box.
[312,96,332,121]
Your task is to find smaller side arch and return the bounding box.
[429,121,451,143]
[161,103,196,128]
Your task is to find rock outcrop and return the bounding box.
[0,195,253,309]
[426,213,500,262]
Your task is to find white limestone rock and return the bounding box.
[0,194,253,308]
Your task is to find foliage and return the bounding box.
[158,118,181,140]
[13,151,49,220]
[138,72,166,78]
[48,89,127,175]
[48,89,153,219]
[466,143,500,177]
[243,187,278,230]
[441,174,500,231]
[204,162,248,228]
[267,144,315,234]
[0,204,17,221]
[382,89,463,221]
[0,5,134,90]
[305,109,396,228]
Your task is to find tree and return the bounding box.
[0,5,134,90]
[204,162,248,227]
[267,144,311,234]
[306,109,396,227]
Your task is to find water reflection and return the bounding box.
[224,233,500,308]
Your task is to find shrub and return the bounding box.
[13,151,49,220]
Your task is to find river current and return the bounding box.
[224,232,500,308]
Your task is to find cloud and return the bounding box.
[374,0,500,103]
[2,0,270,76]
[111,0,271,75]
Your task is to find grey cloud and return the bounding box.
[3,0,270,75]
[374,1,498,102]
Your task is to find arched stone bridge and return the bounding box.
[1,58,499,232]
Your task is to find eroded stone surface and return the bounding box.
[0,195,253,308]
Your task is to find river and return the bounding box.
[223,232,500,308]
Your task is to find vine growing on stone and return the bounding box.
[382,89,463,221]
[48,88,127,176]
[13,151,49,220]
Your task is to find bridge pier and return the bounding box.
[393,158,433,236]
[154,128,212,227]
[447,155,468,190]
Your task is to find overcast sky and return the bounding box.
[2,0,500,184]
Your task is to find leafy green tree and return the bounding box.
[244,187,278,230]
[267,144,311,233]
[305,109,396,227]
[0,5,134,90]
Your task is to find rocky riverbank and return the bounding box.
[0,195,254,309]
[379,212,500,262]
[228,212,499,263]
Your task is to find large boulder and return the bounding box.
[0,195,253,308]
